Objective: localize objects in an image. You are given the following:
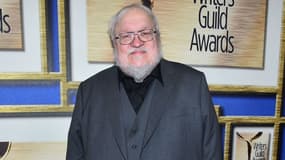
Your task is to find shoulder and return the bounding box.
[79,65,118,89]
[161,59,205,81]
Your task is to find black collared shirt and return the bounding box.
[118,63,163,114]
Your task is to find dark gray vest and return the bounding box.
[119,81,157,160]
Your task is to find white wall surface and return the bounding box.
[0,0,42,73]
[0,117,71,142]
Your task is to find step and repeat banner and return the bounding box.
[0,0,284,160]
[87,0,266,69]
[70,0,280,87]
[69,2,281,159]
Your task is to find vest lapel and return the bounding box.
[142,82,173,147]
[107,71,127,160]
[143,60,174,148]
[109,99,127,160]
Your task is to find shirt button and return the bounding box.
[131,144,137,149]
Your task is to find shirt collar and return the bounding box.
[117,61,164,89]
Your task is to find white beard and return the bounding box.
[115,49,162,83]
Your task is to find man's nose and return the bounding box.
[130,34,144,48]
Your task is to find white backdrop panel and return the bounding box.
[0,0,42,73]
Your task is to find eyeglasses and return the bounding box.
[115,29,157,45]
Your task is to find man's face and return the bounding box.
[114,8,159,71]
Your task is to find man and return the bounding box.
[66,3,222,160]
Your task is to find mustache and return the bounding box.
[127,48,148,55]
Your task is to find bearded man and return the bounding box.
[66,3,222,160]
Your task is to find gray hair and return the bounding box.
[108,3,161,49]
